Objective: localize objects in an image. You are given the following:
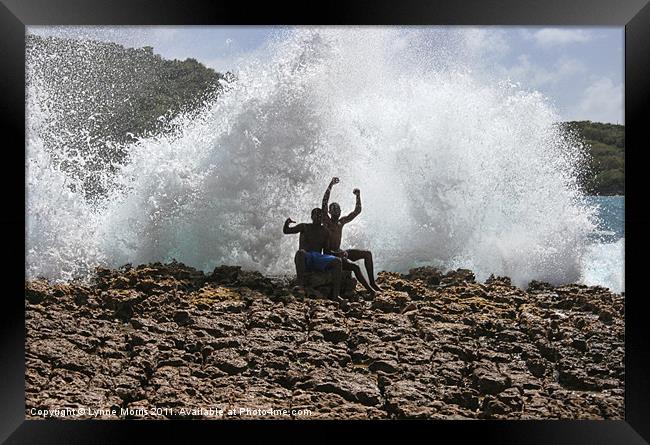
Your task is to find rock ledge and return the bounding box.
[25,263,624,419]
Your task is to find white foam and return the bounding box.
[27,28,603,289]
[580,238,624,293]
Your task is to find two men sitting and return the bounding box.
[283,177,381,300]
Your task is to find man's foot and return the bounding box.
[371,283,383,292]
[291,285,306,298]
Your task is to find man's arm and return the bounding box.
[321,177,339,223]
[283,218,304,234]
[340,188,362,224]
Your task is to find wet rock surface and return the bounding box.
[25,263,624,419]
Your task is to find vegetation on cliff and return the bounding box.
[564,121,624,195]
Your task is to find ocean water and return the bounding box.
[26,27,624,293]
[580,195,624,293]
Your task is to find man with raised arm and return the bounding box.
[321,177,382,293]
[283,207,343,300]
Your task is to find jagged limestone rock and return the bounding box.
[25,262,624,420]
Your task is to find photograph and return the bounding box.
[24,25,626,420]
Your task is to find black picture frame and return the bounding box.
[2,0,649,442]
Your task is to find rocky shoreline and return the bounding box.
[25,262,624,419]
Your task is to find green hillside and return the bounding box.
[564,121,624,195]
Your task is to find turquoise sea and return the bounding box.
[582,195,624,293]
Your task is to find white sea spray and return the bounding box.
[27,27,610,290]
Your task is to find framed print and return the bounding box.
[2,0,649,442]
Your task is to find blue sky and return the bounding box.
[29,26,624,124]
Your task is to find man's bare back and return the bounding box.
[296,223,330,252]
[283,207,343,299]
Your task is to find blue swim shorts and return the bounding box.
[305,251,337,272]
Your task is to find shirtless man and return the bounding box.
[321,177,382,293]
[283,207,343,299]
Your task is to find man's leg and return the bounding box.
[325,257,342,299]
[346,249,382,291]
[294,250,307,286]
[342,257,376,294]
